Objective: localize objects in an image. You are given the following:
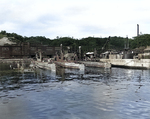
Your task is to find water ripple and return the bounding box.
[0,65,150,119]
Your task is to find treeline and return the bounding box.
[0,30,150,53]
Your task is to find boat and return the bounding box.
[34,61,56,72]
[55,61,85,70]
[54,46,85,70]
[78,61,111,68]
[32,51,56,72]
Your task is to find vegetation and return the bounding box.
[1,30,150,53]
[130,34,150,49]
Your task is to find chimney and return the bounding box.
[137,24,139,36]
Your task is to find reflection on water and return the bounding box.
[0,63,11,71]
[0,63,150,119]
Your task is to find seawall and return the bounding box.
[0,58,32,63]
[0,58,32,69]
[100,59,150,69]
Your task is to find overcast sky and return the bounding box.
[0,0,149,39]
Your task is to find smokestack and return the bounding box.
[137,24,139,36]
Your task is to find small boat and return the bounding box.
[55,61,85,70]
[34,61,56,72]
[33,51,56,72]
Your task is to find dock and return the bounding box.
[100,59,150,69]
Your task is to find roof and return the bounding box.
[86,52,94,55]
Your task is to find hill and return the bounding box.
[1,30,150,53]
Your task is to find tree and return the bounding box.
[0,30,6,35]
[131,34,150,48]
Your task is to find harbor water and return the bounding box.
[0,63,150,119]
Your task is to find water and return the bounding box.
[0,63,150,119]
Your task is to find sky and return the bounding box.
[0,0,150,39]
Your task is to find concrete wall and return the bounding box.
[100,59,150,69]
[0,58,32,69]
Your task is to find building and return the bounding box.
[0,43,60,59]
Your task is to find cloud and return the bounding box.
[0,0,150,39]
[0,22,19,33]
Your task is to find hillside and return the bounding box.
[0,37,16,46]
[1,30,150,53]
